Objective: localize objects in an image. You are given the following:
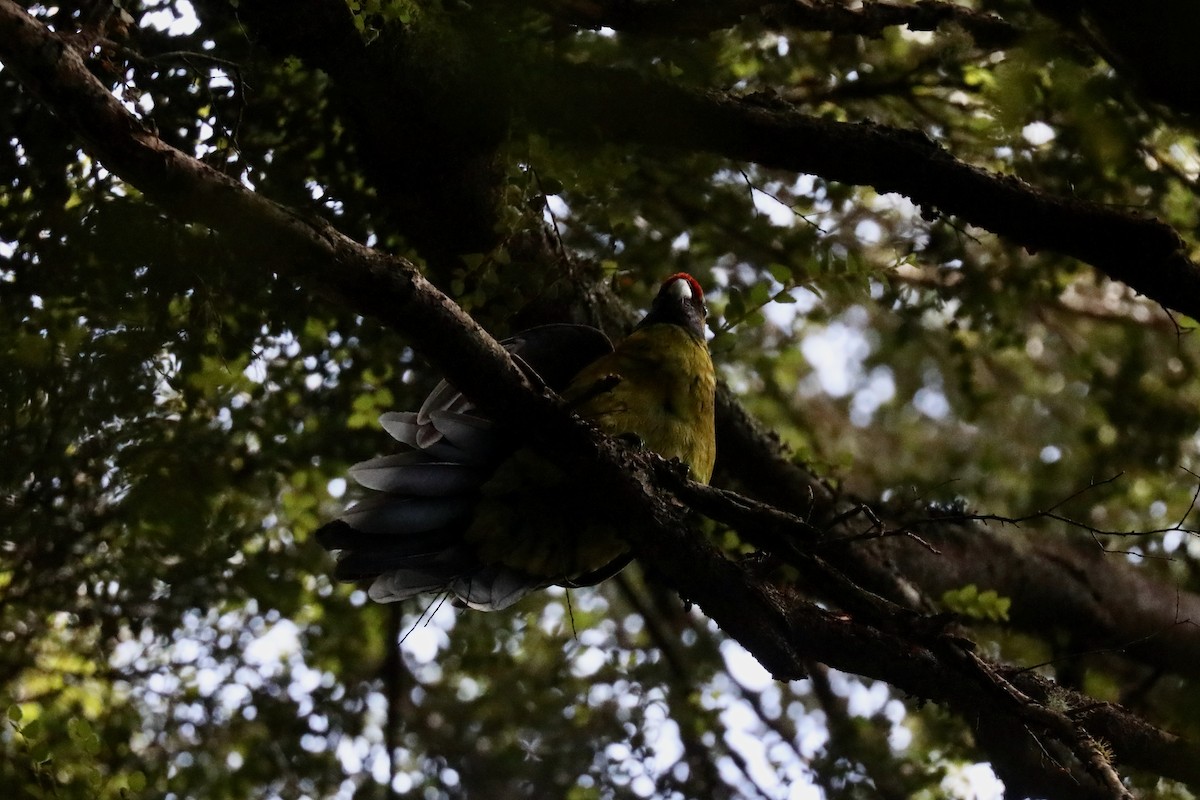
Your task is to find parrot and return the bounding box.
[317,273,716,610]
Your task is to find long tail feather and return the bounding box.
[380,411,481,463]
[449,565,543,611]
[334,544,475,582]
[320,323,617,610]
[349,453,483,494]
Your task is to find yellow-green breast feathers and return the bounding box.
[565,322,716,483]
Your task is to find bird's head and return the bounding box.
[635,273,707,340]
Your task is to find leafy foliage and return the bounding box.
[3,1,1200,799]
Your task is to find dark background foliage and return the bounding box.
[3,1,1200,798]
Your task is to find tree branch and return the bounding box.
[198,0,1200,323]
[520,64,1200,322]
[711,382,1200,683]
[2,4,1196,796]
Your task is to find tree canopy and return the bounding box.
[3,1,1200,798]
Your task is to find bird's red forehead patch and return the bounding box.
[665,272,704,303]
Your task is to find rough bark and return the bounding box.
[4,3,1200,797]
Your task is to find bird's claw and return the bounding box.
[616,432,646,450]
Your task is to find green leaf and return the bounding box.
[941,584,1012,622]
[68,716,91,741]
[21,719,43,740]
